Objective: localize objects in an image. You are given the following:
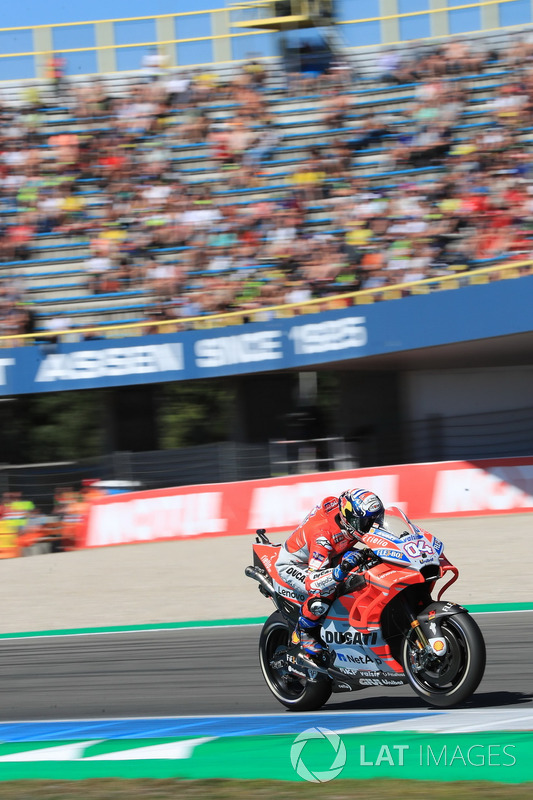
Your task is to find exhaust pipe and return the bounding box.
[245,565,275,598]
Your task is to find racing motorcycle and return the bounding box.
[245,506,486,711]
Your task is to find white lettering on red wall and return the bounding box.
[83,458,533,548]
[86,491,226,547]
[431,465,533,514]
[246,475,402,531]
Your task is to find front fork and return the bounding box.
[401,597,444,671]
[410,618,430,650]
[401,596,430,649]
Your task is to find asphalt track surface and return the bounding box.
[0,612,530,721]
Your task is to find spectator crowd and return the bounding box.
[1,31,533,340]
[0,479,107,557]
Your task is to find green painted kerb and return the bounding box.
[0,616,268,640]
[0,602,531,640]
[0,733,530,782]
[467,601,533,613]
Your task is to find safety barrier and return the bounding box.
[83,455,533,547]
[7,454,532,554]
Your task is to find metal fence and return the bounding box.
[0,437,354,512]
[1,405,532,511]
[406,405,533,464]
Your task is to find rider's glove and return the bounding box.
[332,550,364,582]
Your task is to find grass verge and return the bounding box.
[0,781,531,800]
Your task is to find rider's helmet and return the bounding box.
[338,488,384,539]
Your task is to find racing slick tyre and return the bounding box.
[259,611,332,711]
[401,611,486,708]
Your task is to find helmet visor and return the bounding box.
[359,510,384,534]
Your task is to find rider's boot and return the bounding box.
[291,616,324,657]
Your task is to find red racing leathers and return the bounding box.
[275,496,357,624]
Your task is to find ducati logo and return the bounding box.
[324,630,378,646]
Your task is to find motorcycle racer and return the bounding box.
[275,488,385,658]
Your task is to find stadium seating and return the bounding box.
[1,27,531,335]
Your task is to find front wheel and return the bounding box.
[402,612,486,708]
[259,611,332,711]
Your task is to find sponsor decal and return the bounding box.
[316,536,333,551]
[312,551,326,562]
[335,652,382,666]
[194,330,282,368]
[260,554,273,571]
[432,536,444,555]
[324,498,338,513]
[360,677,404,686]
[378,569,397,579]
[310,572,336,592]
[325,630,378,646]
[359,670,387,677]
[365,535,393,548]
[286,566,307,583]
[289,316,367,355]
[374,548,409,561]
[337,669,406,686]
[278,587,306,601]
[428,609,436,620]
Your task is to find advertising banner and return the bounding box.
[83,457,533,548]
[2,276,533,395]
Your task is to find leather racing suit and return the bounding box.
[275,496,359,627]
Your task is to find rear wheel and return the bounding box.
[259,611,332,711]
[401,612,486,708]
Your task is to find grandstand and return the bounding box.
[1,12,533,341]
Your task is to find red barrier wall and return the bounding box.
[83,457,533,548]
